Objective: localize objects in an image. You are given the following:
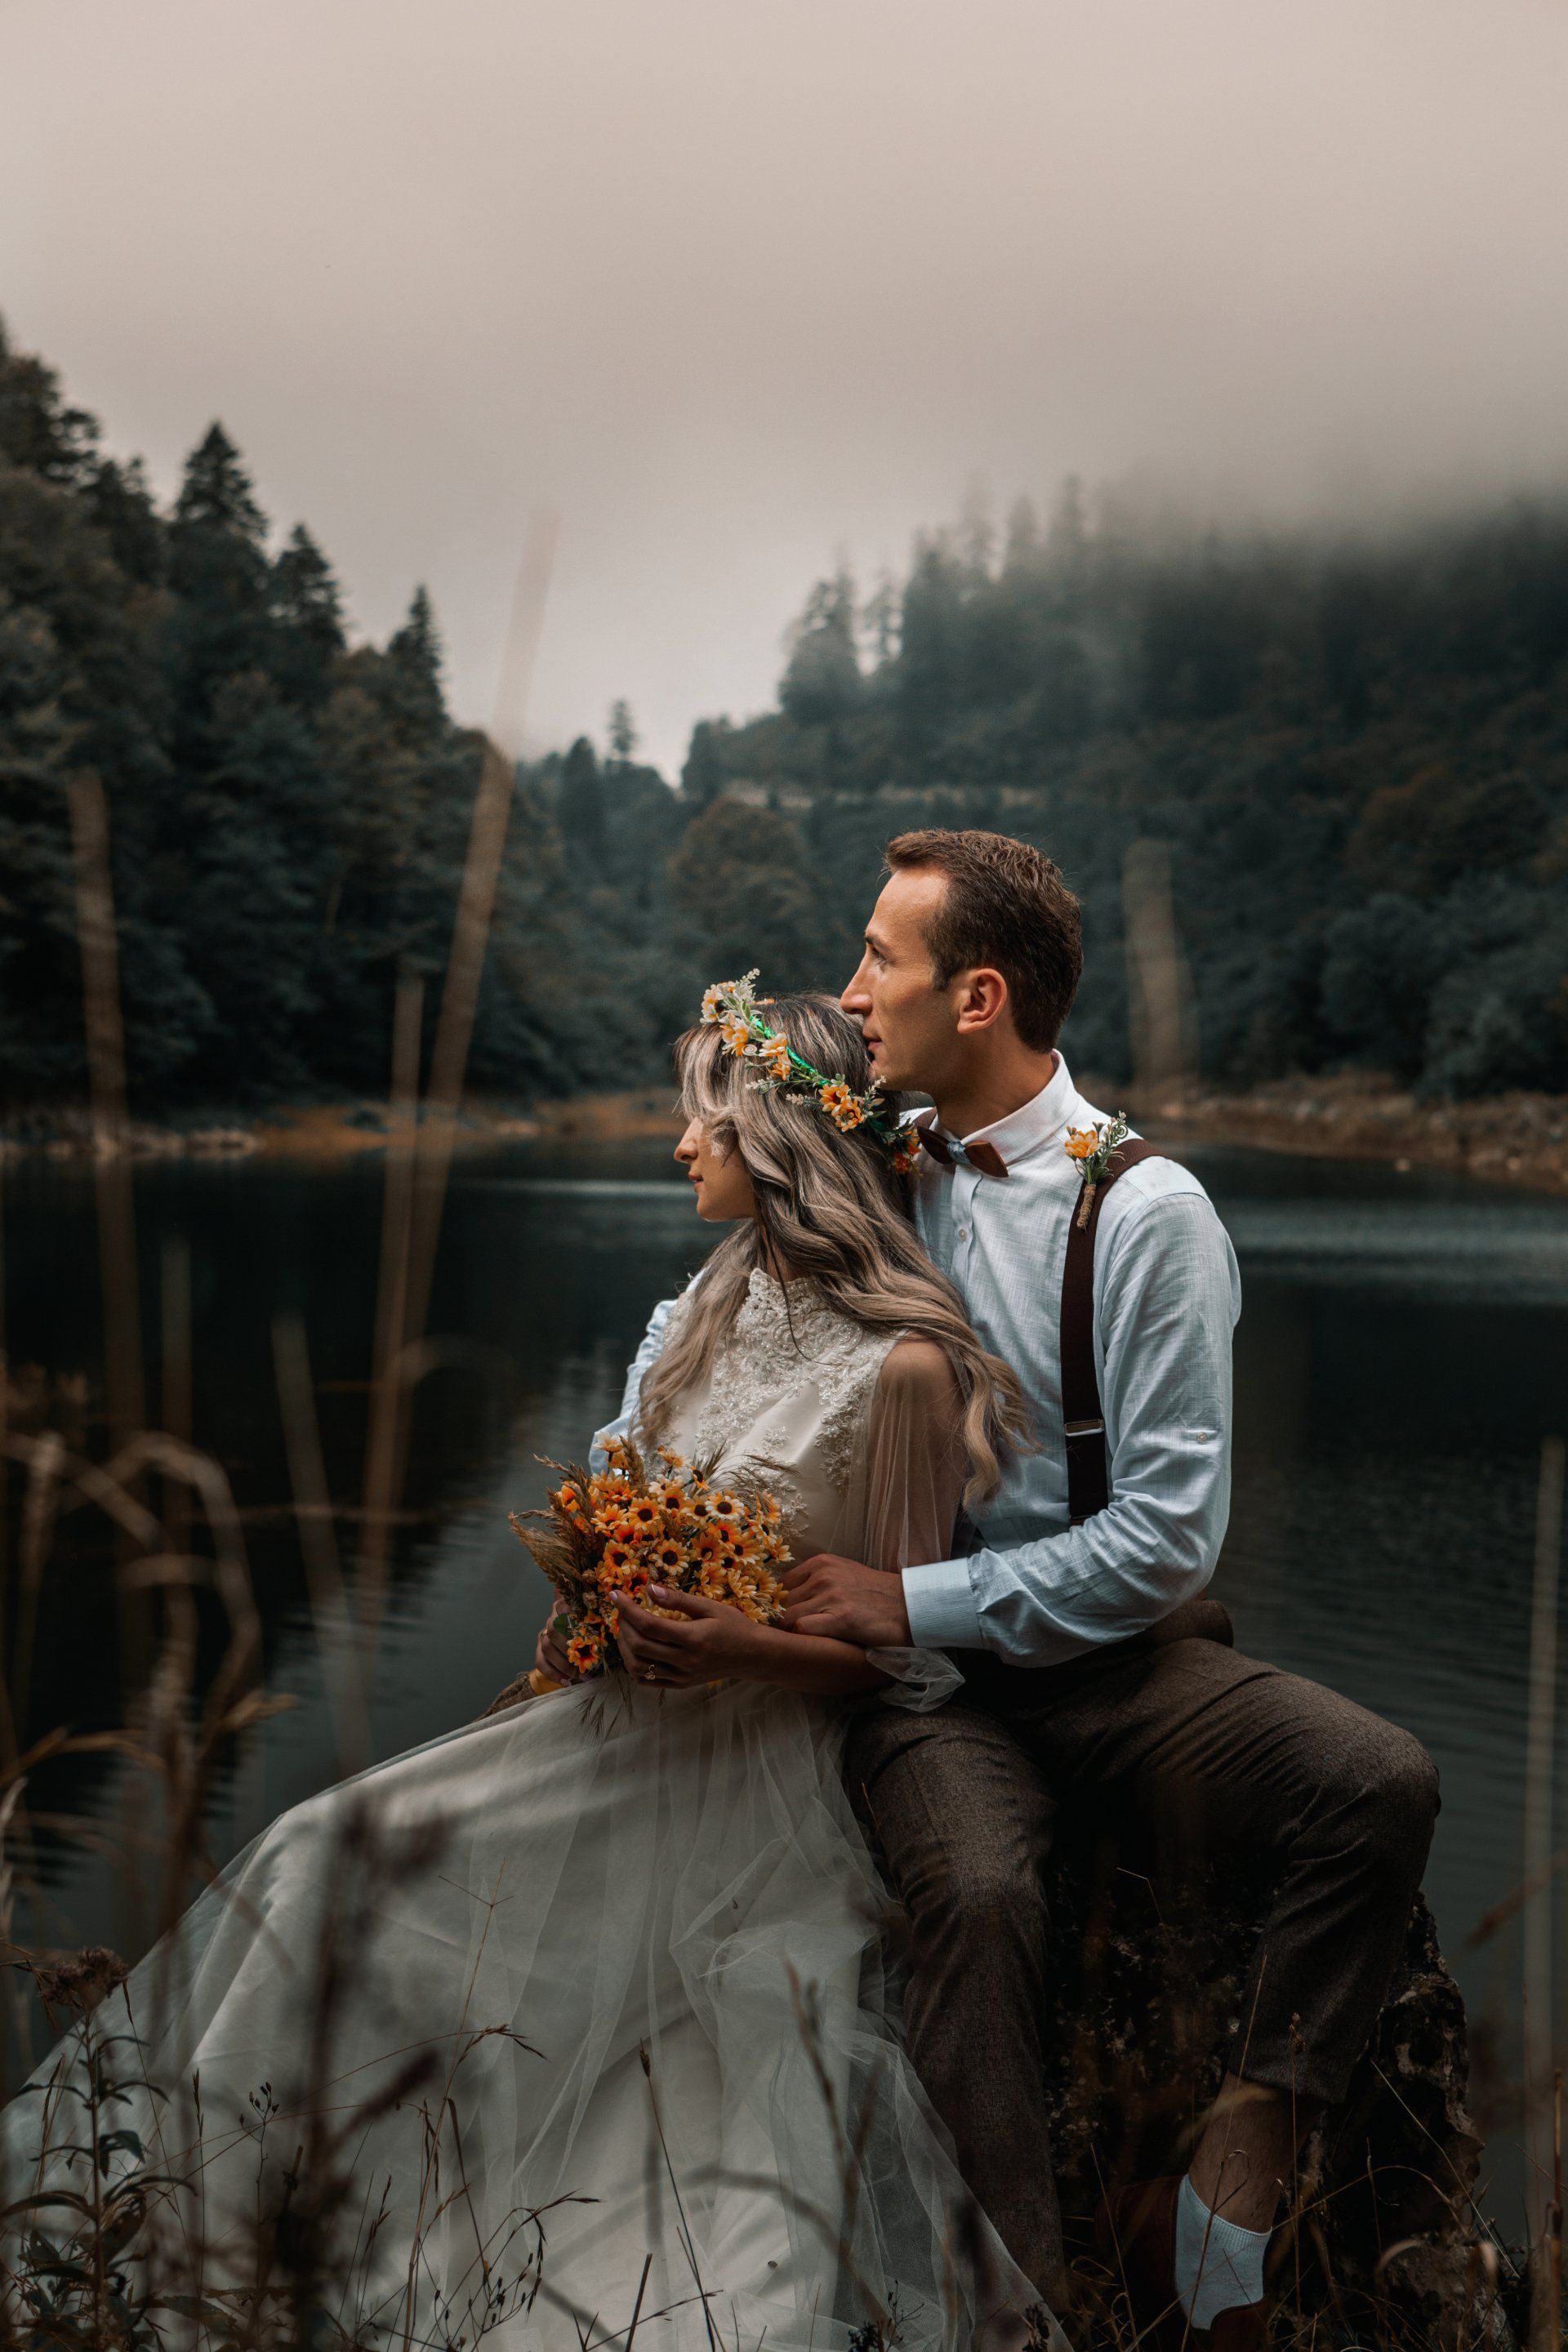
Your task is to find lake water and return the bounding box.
[4,1133,1566,2230]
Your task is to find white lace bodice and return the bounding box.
[662,1269,901,1561]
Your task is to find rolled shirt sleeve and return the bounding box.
[902,1189,1241,1666]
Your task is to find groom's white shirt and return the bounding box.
[595,1051,1241,1668]
[899,1051,1240,1664]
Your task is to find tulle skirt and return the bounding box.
[2,1680,1050,2350]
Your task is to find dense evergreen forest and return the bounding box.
[3,317,1566,1116]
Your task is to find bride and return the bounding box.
[2,989,1056,2352]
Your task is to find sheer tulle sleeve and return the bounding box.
[858,1337,969,1712]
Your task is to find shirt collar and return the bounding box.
[924,1051,1080,1172]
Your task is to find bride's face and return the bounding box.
[675,1118,758,1223]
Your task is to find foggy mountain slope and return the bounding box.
[4,316,1566,1113]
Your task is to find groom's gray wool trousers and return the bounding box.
[842,1610,1440,2301]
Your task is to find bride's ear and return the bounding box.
[953,968,1009,1036]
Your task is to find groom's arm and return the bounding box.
[785,1187,1239,1663]
[902,1187,1240,1665]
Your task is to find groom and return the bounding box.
[777,829,1439,2342]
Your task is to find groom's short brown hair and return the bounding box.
[883,828,1084,1052]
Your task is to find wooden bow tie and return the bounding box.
[919,1130,1009,1179]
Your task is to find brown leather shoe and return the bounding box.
[1205,2304,1268,2350]
[1092,2177,1270,2349]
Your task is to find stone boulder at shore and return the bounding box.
[1038,1833,1517,2346]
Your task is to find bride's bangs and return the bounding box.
[673,1025,739,1137]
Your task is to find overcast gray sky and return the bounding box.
[4,0,1566,773]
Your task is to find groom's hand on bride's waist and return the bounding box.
[781,1555,911,1648]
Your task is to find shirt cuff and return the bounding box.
[901,1557,984,1650]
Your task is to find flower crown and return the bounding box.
[700,971,923,1177]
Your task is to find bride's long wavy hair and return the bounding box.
[636,995,1032,1503]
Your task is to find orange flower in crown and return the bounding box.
[698,969,920,1173]
[819,1081,865,1131]
[889,1125,924,1178]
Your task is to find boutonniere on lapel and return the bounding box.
[1064,1111,1132,1228]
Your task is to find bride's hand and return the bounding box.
[616,1588,768,1688]
[536,1618,579,1684]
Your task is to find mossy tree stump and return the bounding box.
[1039,1836,1514,2346]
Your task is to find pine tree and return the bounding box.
[779,572,861,727]
[176,672,333,1092]
[560,733,606,855]
[166,422,274,728]
[86,457,165,587]
[958,479,996,582]
[175,423,267,539]
[271,524,345,708]
[384,586,446,739]
[862,576,900,670]
[607,698,638,765]
[1003,495,1041,575]
[679,718,728,808]
[0,316,100,488]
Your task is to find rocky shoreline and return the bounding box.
[0,1089,680,1165]
[1122,1071,1568,1200]
[7,1076,1567,1200]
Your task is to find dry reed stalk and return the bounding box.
[160,1236,192,1564]
[2,1422,283,1949]
[1122,836,1199,1094]
[1548,2068,1564,2352]
[65,768,153,1729]
[65,771,143,1446]
[401,523,559,1351]
[11,1425,65,1744]
[357,964,423,1639]
[0,1151,9,1760]
[359,515,557,1649]
[273,1313,369,1778]
[1526,1434,1564,2352]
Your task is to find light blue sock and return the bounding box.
[1174,2174,1270,2329]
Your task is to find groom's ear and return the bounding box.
[952,966,1012,1036]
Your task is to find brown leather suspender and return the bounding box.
[1060,1138,1166,1526]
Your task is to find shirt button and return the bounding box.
[957,1226,969,1241]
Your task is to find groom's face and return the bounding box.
[840,867,964,1096]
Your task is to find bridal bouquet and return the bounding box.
[511,1435,791,1688]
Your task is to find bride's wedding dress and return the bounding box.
[2,1272,1049,2351]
